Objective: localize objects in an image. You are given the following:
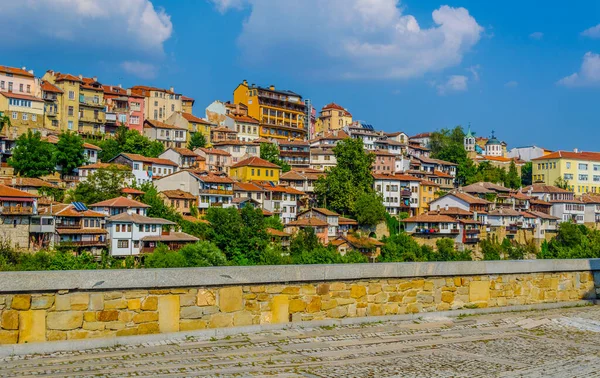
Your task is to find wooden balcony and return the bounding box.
[199,189,233,195]
[56,222,82,229]
[0,206,34,215]
[57,240,107,247]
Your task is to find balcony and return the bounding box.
[465,228,480,235]
[105,113,117,123]
[464,235,480,244]
[43,94,58,102]
[450,228,460,234]
[56,222,82,229]
[199,189,233,195]
[0,206,34,215]
[400,189,412,197]
[30,224,55,233]
[507,225,518,234]
[57,240,107,247]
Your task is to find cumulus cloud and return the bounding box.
[210,0,483,79]
[581,24,600,39]
[529,32,544,40]
[121,61,159,80]
[435,75,468,95]
[557,52,600,87]
[504,80,518,88]
[2,0,172,54]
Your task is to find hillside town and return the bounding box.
[1,64,600,262]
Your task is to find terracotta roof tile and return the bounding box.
[198,148,231,156]
[160,189,195,200]
[532,150,600,162]
[77,162,130,170]
[286,218,328,227]
[234,182,265,192]
[144,119,186,130]
[90,197,149,208]
[1,178,56,188]
[266,228,291,237]
[230,114,259,124]
[172,147,199,157]
[119,153,178,167]
[181,112,213,125]
[0,92,43,102]
[40,81,63,94]
[522,184,572,194]
[232,157,281,169]
[0,65,34,77]
[190,170,234,184]
[403,213,459,223]
[0,184,38,198]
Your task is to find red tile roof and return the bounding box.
[55,206,106,218]
[160,189,196,200]
[287,218,328,227]
[0,65,34,77]
[1,178,56,188]
[190,170,234,184]
[266,228,291,237]
[90,197,150,208]
[448,191,491,205]
[119,153,179,167]
[234,182,265,192]
[121,187,145,195]
[130,85,175,95]
[144,119,186,130]
[403,213,459,223]
[54,73,83,82]
[338,216,358,225]
[77,162,130,170]
[342,234,384,247]
[172,147,198,157]
[232,157,281,169]
[372,173,420,181]
[198,148,231,156]
[230,114,259,124]
[182,112,213,125]
[532,150,600,162]
[182,96,195,102]
[522,184,571,194]
[0,92,43,102]
[0,184,38,198]
[40,81,63,94]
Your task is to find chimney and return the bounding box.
[28,69,34,75]
[92,76,97,82]
[170,87,174,93]
[574,148,579,153]
[118,84,122,88]
[437,205,440,211]
[78,74,83,80]
[22,66,26,71]
[242,80,248,85]
[445,204,448,211]
[109,86,113,91]
[269,85,275,90]
[11,177,16,186]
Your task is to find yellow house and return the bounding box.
[316,102,352,135]
[182,96,194,114]
[130,85,183,123]
[40,80,63,133]
[78,77,105,136]
[165,111,214,146]
[0,92,44,138]
[233,80,306,140]
[42,71,82,133]
[230,156,281,183]
[418,179,441,215]
[532,150,600,195]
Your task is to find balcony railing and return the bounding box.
[400,189,412,197]
[0,206,34,215]
[56,223,82,229]
[465,229,480,234]
[507,225,518,233]
[57,240,107,247]
[199,189,233,195]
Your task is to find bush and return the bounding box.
[143,245,187,268]
[179,241,228,267]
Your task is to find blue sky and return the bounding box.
[3,0,600,150]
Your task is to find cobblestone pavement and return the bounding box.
[2,305,600,377]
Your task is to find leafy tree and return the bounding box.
[353,193,386,227]
[37,186,65,203]
[521,162,532,186]
[0,113,10,135]
[341,250,369,264]
[260,142,290,172]
[385,213,400,236]
[315,138,375,216]
[292,246,343,264]
[143,244,187,268]
[289,227,322,257]
[188,132,207,150]
[378,233,433,262]
[257,245,292,265]
[139,183,183,224]
[554,176,569,190]
[435,239,472,261]
[72,165,132,204]
[8,130,56,177]
[178,241,228,267]
[93,126,165,162]
[264,216,285,231]
[55,131,86,175]
[504,161,521,189]
[481,238,502,260]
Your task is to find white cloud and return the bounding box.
[529,32,544,40]
[504,80,518,88]
[436,75,468,95]
[121,61,159,80]
[211,0,483,79]
[581,24,600,39]
[2,0,172,54]
[557,52,600,87]
[467,65,481,81]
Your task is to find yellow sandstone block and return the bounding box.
[158,295,179,333]
[19,310,46,343]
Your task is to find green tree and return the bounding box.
[378,233,433,262]
[504,161,521,189]
[143,244,187,268]
[292,246,343,264]
[289,227,322,257]
[264,216,285,231]
[178,241,228,267]
[260,142,290,172]
[188,132,207,150]
[521,162,532,186]
[0,113,10,135]
[429,126,477,186]
[8,130,56,177]
[315,138,375,215]
[55,131,86,175]
[72,165,132,204]
[554,176,570,190]
[435,239,472,261]
[94,126,165,162]
[139,183,183,224]
[481,238,502,260]
[353,193,386,227]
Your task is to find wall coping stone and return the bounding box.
[1,259,599,293]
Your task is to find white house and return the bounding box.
[508,146,551,162]
[153,170,235,213]
[109,153,178,184]
[373,173,420,216]
[582,194,600,224]
[106,213,198,256]
[310,147,336,171]
[212,140,260,166]
[143,119,188,149]
[402,213,461,240]
[77,162,132,183]
[255,182,304,224]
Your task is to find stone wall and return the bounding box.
[0,260,599,345]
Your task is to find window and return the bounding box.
[154,110,158,120]
[594,165,600,171]
[566,162,571,169]
[84,219,89,227]
[0,81,3,89]
[594,175,600,182]
[69,91,75,100]
[579,174,588,181]
[564,173,573,180]
[130,116,139,124]
[26,84,30,93]
[12,112,17,119]
[8,82,13,91]
[171,104,174,112]
[117,240,129,248]
[145,225,150,232]
[68,106,74,116]
[257,169,261,176]
[19,84,23,92]
[579,163,588,170]
[22,113,28,121]
[251,168,255,175]
[134,163,140,170]
[151,225,156,232]
[68,121,73,130]
[32,114,37,121]
[154,101,158,106]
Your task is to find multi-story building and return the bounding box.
[372,150,395,174]
[159,189,197,215]
[52,203,108,255]
[206,101,261,142]
[310,147,336,171]
[297,208,340,240]
[231,114,260,142]
[0,184,38,249]
[279,168,326,205]
[211,126,238,143]
[419,179,441,215]
[304,99,316,139]
[78,77,106,136]
[182,96,194,114]
[90,196,149,217]
[130,85,183,123]
[230,157,281,183]
[103,85,145,132]
[0,65,37,98]
[429,191,492,224]
[143,119,187,149]
[373,173,420,216]
[212,140,260,166]
[233,182,266,206]
[42,71,82,133]
[0,92,44,138]
[154,170,235,213]
[582,194,600,225]
[166,111,214,146]
[532,150,600,195]
[317,102,352,135]
[409,132,432,148]
[345,123,381,150]
[278,140,310,168]
[233,80,306,140]
[508,145,552,162]
[159,147,204,170]
[40,80,63,133]
[254,182,303,224]
[195,148,231,174]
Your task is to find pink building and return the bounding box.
[103,85,145,133]
[372,150,395,174]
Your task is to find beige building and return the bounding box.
[143,119,187,149]
[316,102,352,135]
[166,111,214,146]
[130,86,183,123]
